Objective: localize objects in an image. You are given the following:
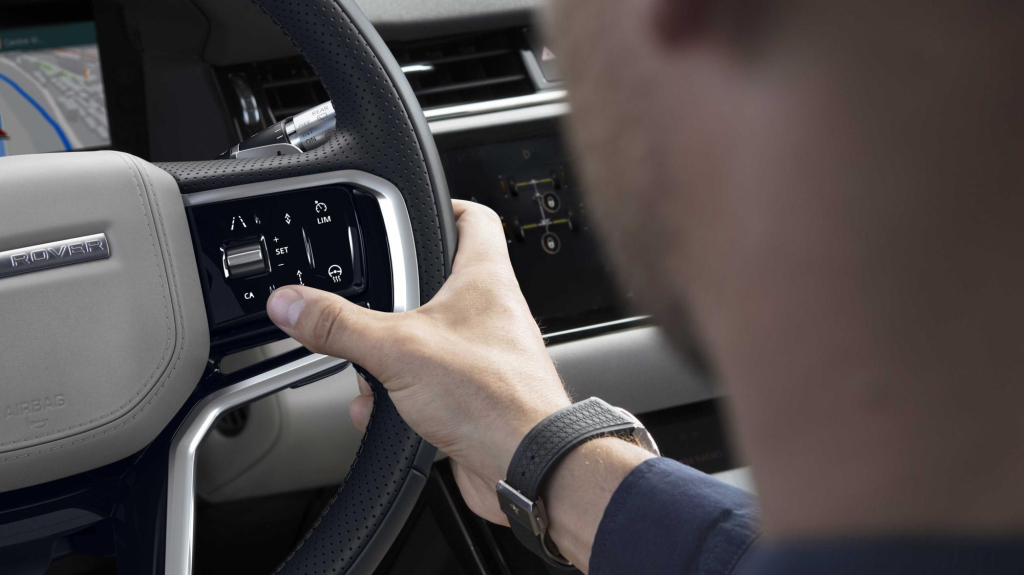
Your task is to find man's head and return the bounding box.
[551,0,1024,538]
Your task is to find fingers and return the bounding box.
[349,395,372,433]
[267,285,394,371]
[356,373,372,396]
[348,374,374,433]
[450,200,511,274]
[450,459,510,527]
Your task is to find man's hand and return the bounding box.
[266,199,571,524]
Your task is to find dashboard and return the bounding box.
[0,1,629,341]
[0,1,731,572]
[0,0,717,439]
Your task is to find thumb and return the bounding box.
[348,374,373,433]
[267,286,392,371]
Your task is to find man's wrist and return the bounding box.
[541,437,655,570]
[487,396,572,486]
[493,398,659,569]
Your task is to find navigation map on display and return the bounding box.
[0,22,110,156]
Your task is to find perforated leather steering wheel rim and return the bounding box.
[158,1,457,573]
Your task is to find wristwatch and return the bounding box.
[495,397,660,567]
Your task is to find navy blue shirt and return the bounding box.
[590,458,1024,575]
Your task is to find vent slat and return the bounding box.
[220,28,535,125]
[421,48,516,66]
[414,74,529,97]
[393,29,534,108]
[262,76,325,90]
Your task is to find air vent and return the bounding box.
[249,59,329,124]
[218,28,536,129]
[390,29,535,109]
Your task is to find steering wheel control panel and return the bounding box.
[440,131,626,331]
[188,185,383,338]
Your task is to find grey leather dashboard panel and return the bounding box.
[196,326,715,502]
[190,0,542,64]
[357,0,542,39]
[356,0,541,23]
[0,152,209,492]
[551,327,716,413]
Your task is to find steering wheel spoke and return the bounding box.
[0,0,455,573]
[165,168,432,574]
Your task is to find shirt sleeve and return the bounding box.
[590,458,760,575]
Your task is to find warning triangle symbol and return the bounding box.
[541,46,557,62]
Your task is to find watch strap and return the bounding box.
[497,398,656,567]
[505,398,640,500]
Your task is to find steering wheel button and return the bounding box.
[191,185,370,328]
[223,239,270,279]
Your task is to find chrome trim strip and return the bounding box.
[543,316,650,341]
[0,233,110,280]
[165,354,348,574]
[429,102,570,135]
[423,90,567,122]
[168,170,420,575]
[228,74,261,129]
[400,63,434,74]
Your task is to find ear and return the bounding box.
[652,0,707,46]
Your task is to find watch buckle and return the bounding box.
[495,480,548,536]
[496,481,573,567]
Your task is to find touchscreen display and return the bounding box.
[0,22,109,156]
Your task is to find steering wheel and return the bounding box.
[0,1,456,573]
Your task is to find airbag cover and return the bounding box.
[0,152,208,492]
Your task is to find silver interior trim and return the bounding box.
[234,142,303,159]
[0,233,110,280]
[543,316,649,340]
[166,354,348,574]
[429,101,570,135]
[548,326,717,417]
[424,90,567,122]
[168,170,420,575]
[228,74,261,129]
[400,63,434,74]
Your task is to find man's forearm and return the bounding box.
[541,437,655,572]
